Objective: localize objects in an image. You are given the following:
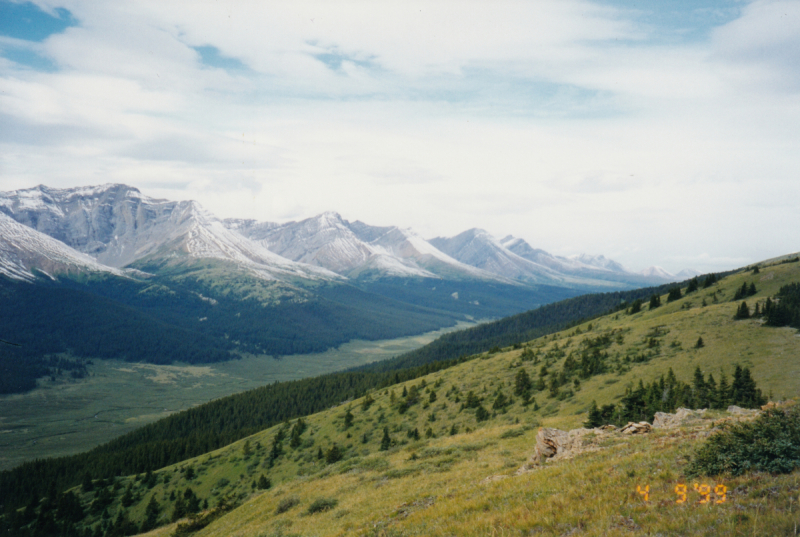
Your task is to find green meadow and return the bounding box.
[0,321,478,471]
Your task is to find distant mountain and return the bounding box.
[639,266,675,280]
[0,184,338,285]
[0,212,122,282]
[430,229,571,285]
[226,213,505,282]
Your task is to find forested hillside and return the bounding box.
[0,267,737,509]
[2,257,799,537]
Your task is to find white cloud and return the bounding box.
[1,0,799,274]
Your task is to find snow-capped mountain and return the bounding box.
[0,183,690,290]
[227,213,507,282]
[639,266,674,280]
[430,229,573,285]
[0,211,123,282]
[0,184,339,283]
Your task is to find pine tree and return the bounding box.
[687,277,699,293]
[121,485,134,508]
[343,407,354,429]
[717,372,730,410]
[667,287,682,302]
[361,392,375,410]
[492,391,508,410]
[735,301,750,320]
[257,475,271,490]
[585,400,602,428]
[695,336,705,349]
[692,366,708,408]
[380,427,392,451]
[139,495,160,533]
[649,294,661,310]
[172,495,186,522]
[475,405,490,422]
[325,444,343,464]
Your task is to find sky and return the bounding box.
[0,0,798,274]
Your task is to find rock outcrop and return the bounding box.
[652,408,706,429]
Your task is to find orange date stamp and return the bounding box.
[636,483,727,504]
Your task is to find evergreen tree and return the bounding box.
[492,391,509,410]
[735,301,750,320]
[325,444,343,464]
[706,373,718,409]
[629,299,642,314]
[585,400,602,428]
[686,277,699,293]
[361,392,375,410]
[380,427,392,451]
[172,495,186,522]
[717,373,730,409]
[257,475,271,490]
[120,485,134,508]
[139,495,160,533]
[692,366,708,408]
[649,294,661,310]
[695,336,705,349]
[475,405,490,422]
[343,407,354,429]
[449,424,459,436]
[514,368,531,398]
[184,488,200,514]
[667,287,682,302]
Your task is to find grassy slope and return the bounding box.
[64,260,800,536]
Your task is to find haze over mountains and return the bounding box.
[0,183,701,381]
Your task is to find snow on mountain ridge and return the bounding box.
[0,184,340,283]
[0,212,123,281]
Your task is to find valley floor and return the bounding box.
[0,321,478,471]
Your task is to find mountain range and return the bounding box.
[0,183,693,381]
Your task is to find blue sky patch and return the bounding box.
[597,0,742,44]
[0,1,76,42]
[311,47,378,73]
[194,45,248,71]
[1,45,56,70]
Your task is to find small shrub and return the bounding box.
[275,496,300,514]
[306,497,338,514]
[500,427,526,439]
[687,406,800,476]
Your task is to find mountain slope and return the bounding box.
[0,212,123,282]
[0,184,339,284]
[3,253,798,536]
[3,254,797,527]
[227,213,507,282]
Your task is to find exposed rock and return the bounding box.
[620,422,652,434]
[727,405,759,416]
[652,408,706,429]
